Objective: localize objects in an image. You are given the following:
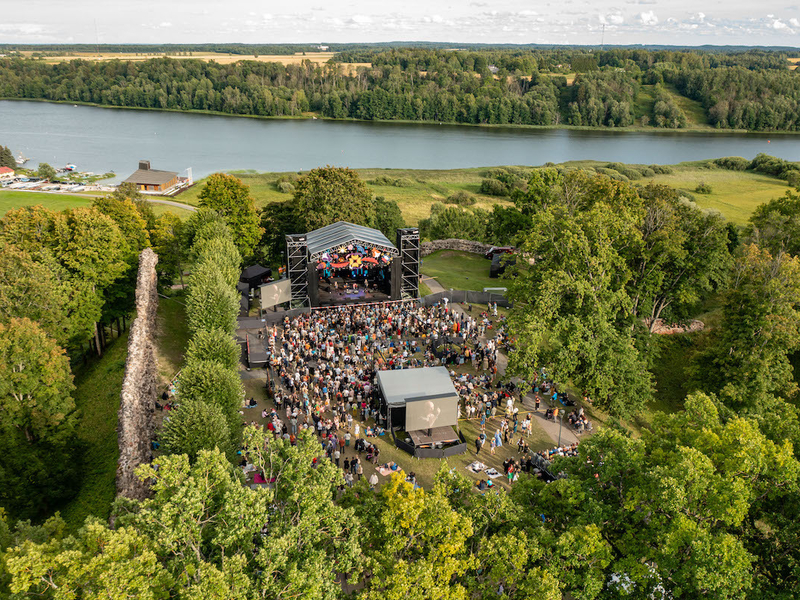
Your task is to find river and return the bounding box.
[1,100,798,181]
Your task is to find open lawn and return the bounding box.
[648,164,792,224]
[154,293,190,388]
[59,333,128,530]
[421,250,498,292]
[0,190,93,214]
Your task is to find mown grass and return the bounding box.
[663,84,711,129]
[0,190,93,214]
[635,85,656,126]
[0,190,195,219]
[420,250,498,292]
[648,164,791,224]
[59,332,129,530]
[154,293,190,387]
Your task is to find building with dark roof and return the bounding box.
[123,160,178,193]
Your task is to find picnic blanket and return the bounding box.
[466,461,487,474]
[485,468,502,479]
[378,466,404,477]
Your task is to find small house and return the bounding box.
[123,160,178,193]
[0,166,15,181]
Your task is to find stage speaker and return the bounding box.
[307,260,319,307]
[285,234,309,307]
[396,228,420,298]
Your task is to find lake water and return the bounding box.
[1,100,798,181]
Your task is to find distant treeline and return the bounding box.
[0,48,798,130]
[0,43,321,56]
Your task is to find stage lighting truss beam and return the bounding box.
[286,236,309,306]
[399,229,420,299]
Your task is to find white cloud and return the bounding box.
[791,17,800,27]
[0,23,45,35]
[158,22,173,28]
[599,13,624,25]
[639,10,659,25]
[772,18,788,29]
[693,12,706,23]
[349,15,372,25]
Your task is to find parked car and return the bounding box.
[484,246,515,259]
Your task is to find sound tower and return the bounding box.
[396,228,420,299]
[285,234,309,307]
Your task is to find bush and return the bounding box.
[161,400,233,462]
[479,178,509,196]
[370,175,415,187]
[277,181,295,193]
[619,167,643,180]
[185,328,241,370]
[178,360,244,433]
[713,156,749,171]
[650,164,674,174]
[596,167,629,182]
[639,167,656,177]
[446,190,477,206]
[606,162,625,171]
[750,153,800,180]
[695,182,713,194]
[787,171,800,188]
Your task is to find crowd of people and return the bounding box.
[237,299,585,490]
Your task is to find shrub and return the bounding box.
[186,328,241,370]
[695,182,713,194]
[446,190,477,206]
[606,162,625,171]
[619,167,643,180]
[639,167,656,177]
[596,167,629,182]
[395,177,415,187]
[277,181,295,193]
[178,360,244,433]
[787,171,800,188]
[650,164,674,174]
[161,400,233,462]
[370,175,396,186]
[479,178,509,196]
[713,156,750,171]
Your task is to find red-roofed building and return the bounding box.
[0,166,15,182]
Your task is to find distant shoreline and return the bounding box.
[3,97,799,136]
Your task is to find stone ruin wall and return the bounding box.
[116,248,159,501]
[421,239,494,257]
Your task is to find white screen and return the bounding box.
[405,395,459,431]
[260,279,291,309]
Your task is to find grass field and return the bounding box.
[790,58,799,70]
[0,190,195,218]
[59,332,128,530]
[26,51,371,74]
[154,293,190,388]
[420,250,498,291]
[648,164,791,224]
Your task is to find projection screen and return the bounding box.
[405,394,459,432]
[260,279,291,310]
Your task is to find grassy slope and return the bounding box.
[59,333,128,529]
[177,160,792,228]
[0,190,195,218]
[178,168,512,226]
[154,294,190,387]
[420,250,498,292]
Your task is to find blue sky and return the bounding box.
[2,0,799,47]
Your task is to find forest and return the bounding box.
[1,163,800,598]
[0,47,799,129]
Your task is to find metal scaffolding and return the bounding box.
[398,228,420,299]
[286,234,309,307]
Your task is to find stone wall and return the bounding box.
[421,239,493,257]
[116,248,159,501]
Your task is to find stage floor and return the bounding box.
[408,425,460,448]
[317,285,390,307]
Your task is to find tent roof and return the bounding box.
[306,221,398,260]
[240,264,271,281]
[377,367,457,407]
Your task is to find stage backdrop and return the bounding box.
[405,393,459,432]
[260,279,292,310]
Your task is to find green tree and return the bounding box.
[418,203,488,241]
[161,400,233,461]
[198,173,263,257]
[36,162,56,181]
[373,196,405,240]
[692,244,800,405]
[0,145,16,169]
[507,201,652,417]
[256,199,301,265]
[292,166,376,231]
[0,318,78,519]
[185,327,240,370]
[151,211,186,285]
[185,263,240,336]
[177,359,243,435]
[747,188,800,258]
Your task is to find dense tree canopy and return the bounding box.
[292,166,376,231]
[198,173,263,257]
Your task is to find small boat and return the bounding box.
[15,153,28,166]
[65,164,77,171]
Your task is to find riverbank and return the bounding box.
[5,97,800,136]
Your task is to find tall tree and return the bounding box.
[291,166,376,231]
[0,318,77,519]
[507,201,652,417]
[36,162,56,181]
[197,173,263,257]
[747,188,800,258]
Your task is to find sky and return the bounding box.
[2,0,799,47]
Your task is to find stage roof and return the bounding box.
[377,366,457,407]
[306,221,399,260]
